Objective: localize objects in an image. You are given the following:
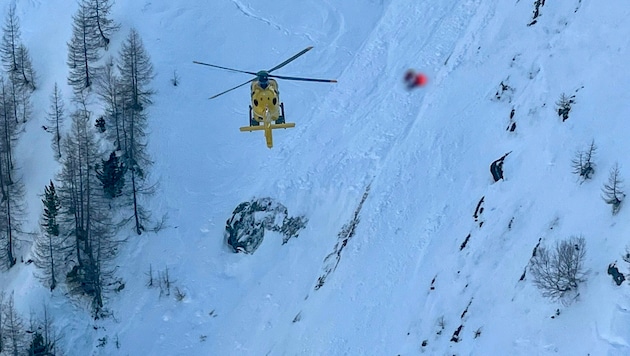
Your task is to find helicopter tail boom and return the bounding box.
[239,123,295,132]
[240,122,295,149]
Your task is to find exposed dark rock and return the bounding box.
[224,197,307,254]
[490,152,511,182]
[608,263,625,286]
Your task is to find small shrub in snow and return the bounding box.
[159,267,174,297]
[174,287,186,301]
[146,265,183,299]
[556,93,575,122]
[171,70,180,86]
[436,315,446,335]
[493,80,514,102]
[571,140,596,182]
[145,264,155,288]
[602,163,625,215]
[474,327,482,338]
[97,336,107,348]
[529,236,586,304]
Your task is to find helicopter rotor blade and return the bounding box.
[267,74,337,84]
[193,61,258,76]
[208,78,254,100]
[268,46,314,73]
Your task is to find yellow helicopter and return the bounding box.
[194,47,337,148]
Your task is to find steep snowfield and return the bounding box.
[3,0,630,355]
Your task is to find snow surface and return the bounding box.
[4,0,630,355]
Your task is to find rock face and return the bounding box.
[224,197,308,254]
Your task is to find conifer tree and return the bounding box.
[33,181,63,291]
[27,305,57,356]
[0,157,25,270]
[1,5,35,91]
[95,57,123,149]
[46,83,66,160]
[1,7,33,127]
[602,162,625,215]
[14,71,31,123]
[0,78,25,269]
[84,0,119,49]
[15,43,35,91]
[1,5,20,74]
[96,151,125,199]
[0,78,15,185]
[57,93,118,316]
[67,2,101,93]
[28,332,47,356]
[0,292,3,353]
[1,293,25,355]
[117,28,155,235]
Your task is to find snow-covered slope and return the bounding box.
[4,0,630,355]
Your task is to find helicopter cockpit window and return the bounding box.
[254,99,259,106]
[272,98,277,105]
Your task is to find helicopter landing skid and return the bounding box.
[276,102,286,124]
[248,105,260,126]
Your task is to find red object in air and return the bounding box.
[415,73,428,86]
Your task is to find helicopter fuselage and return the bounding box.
[251,77,281,123]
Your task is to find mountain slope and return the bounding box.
[3,0,630,355]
